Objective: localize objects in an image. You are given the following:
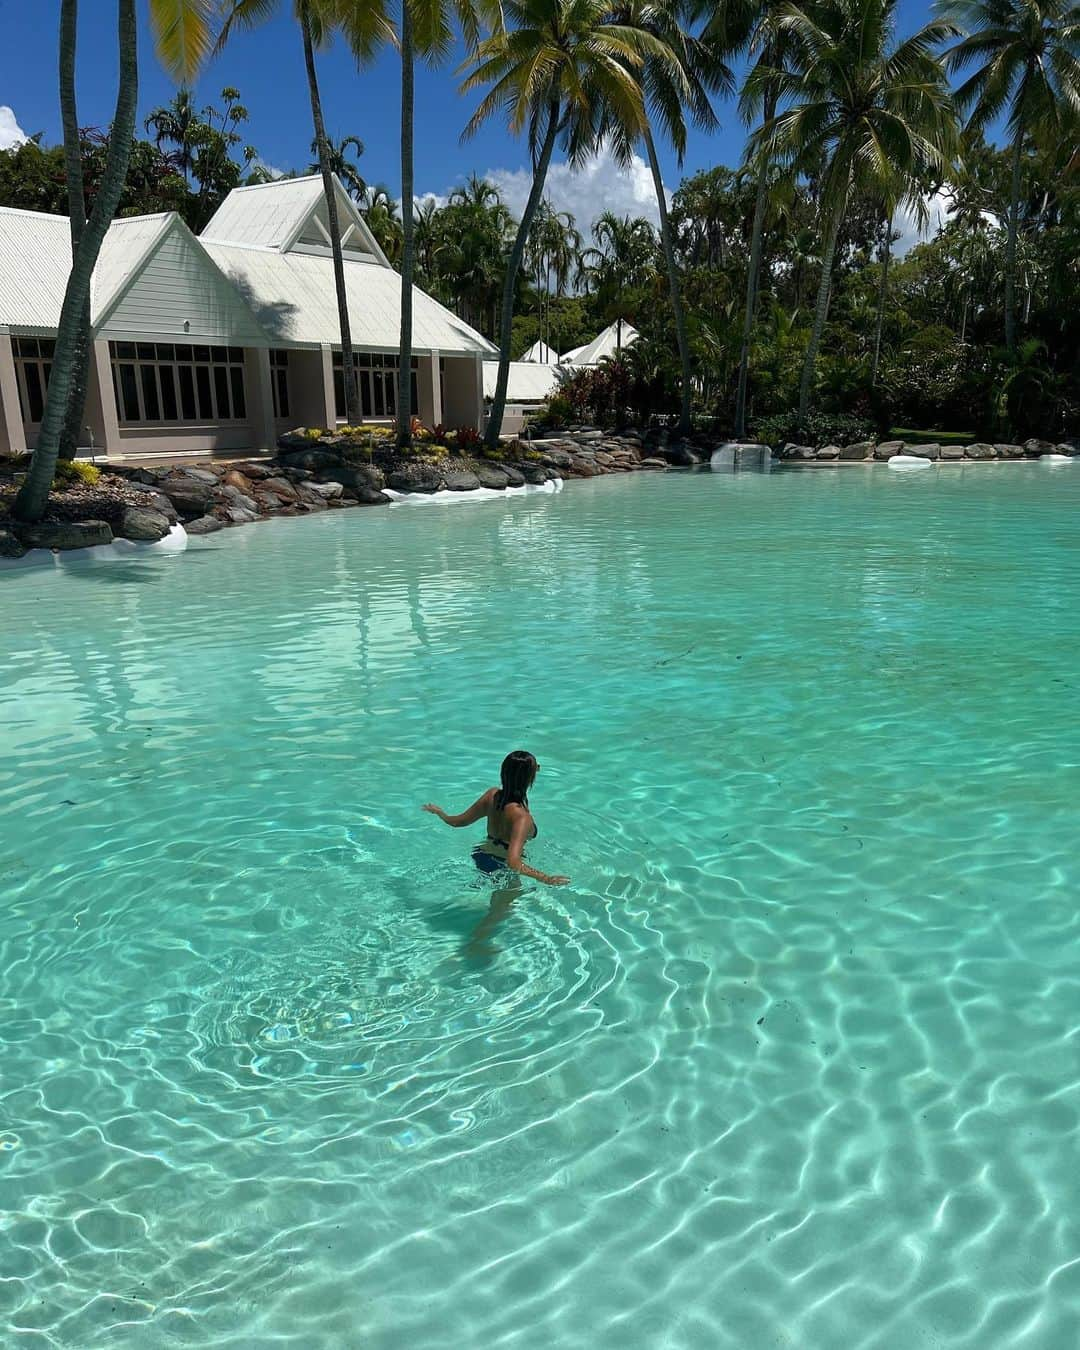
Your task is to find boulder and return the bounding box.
[994,443,1023,458]
[520,462,551,484]
[277,429,327,451]
[1024,438,1056,457]
[222,469,254,494]
[231,461,274,480]
[940,444,965,459]
[839,441,874,460]
[495,463,526,487]
[569,458,601,477]
[539,446,574,468]
[663,442,700,466]
[306,479,343,499]
[387,463,442,493]
[914,442,941,459]
[260,475,300,502]
[182,467,220,484]
[0,527,27,558]
[225,505,258,524]
[17,519,113,550]
[254,491,283,512]
[353,487,392,506]
[874,441,904,460]
[136,489,178,523]
[120,507,172,542]
[277,447,344,472]
[218,484,259,512]
[443,469,481,492]
[475,464,509,489]
[297,485,329,510]
[160,475,214,518]
[815,445,840,460]
[639,457,668,470]
[1056,442,1079,457]
[184,514,224,535]
[782,444,816,460]
[327,464,385,492]
[965,442,996,459]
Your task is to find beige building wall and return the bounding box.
[0,331,26,456]
[441,354,483,431]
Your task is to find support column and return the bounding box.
[84,339,120,456]
[245,347,276,451]
[0,331,27,456]
[441,353,483,431]
[320,344,338,428]
[417,351,442,429]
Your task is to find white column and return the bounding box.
[84,339,120,456]
[245,347,276,451]
[0,330,27,456]
[417,351,442,429]
[320,344,338,428]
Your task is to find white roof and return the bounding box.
[483,360,565,402]
[0,207,183,332]
[559,342,586,363]
[563,321,639,366]
[520,339,559,363]
[206,241,496,355]
[202,174,387,264]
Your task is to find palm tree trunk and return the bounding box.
[58,0,92,462]
[734,90,776,440]
[14,0,137,523]
[483,100,560,450]
[871,216,892,387]
[302,7,361,425]
[798,187,846,427]
[1004,119,1024,353]
[396,5,415,447]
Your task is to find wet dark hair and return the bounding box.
[495,750,537,810]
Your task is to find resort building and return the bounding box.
[0,175,495,459]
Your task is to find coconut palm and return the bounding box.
[14,0,144,522]
[217,1,395,425]
[938,0,1080,352]
[607,0,731,436]
[579,211,657,347]
[362,182,405,261]
[748,0,959,425]
[307,134,367,200]
[462,0,673,449]
[145,86,201,184]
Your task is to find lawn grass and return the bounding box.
[890,427,974,446]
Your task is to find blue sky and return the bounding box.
[2,0,951,235]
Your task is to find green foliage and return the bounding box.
[891,428,974,445]
[752,410,876,449]
[52,460,101,487]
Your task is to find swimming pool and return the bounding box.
[2,464,1079,1347]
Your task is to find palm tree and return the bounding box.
[579,211,656,348]
[362,183,405,261]
[938,0,1080,352]
[307,133,367,199]
[462,0,671,449]
[217,2,395,426]
[14,0,144,521]
[748,0,959,425]
[58,0,90,463]
[607,0,731,437]
[144,86,200,184]
[729,0,798,438]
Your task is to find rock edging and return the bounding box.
[777,437,1080,463]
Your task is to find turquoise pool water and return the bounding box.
[2,464,1079,1347]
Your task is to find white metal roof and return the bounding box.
[483,360,565,402]
[563,321,639,366]
[201,174,387,264]
[0,207,176,332]
[519,339,559,363]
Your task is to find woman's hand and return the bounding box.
[422,804,446,819]
[547,875,571,886]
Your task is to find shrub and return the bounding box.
[53,459,101,487]
[454,424,481,452]
[427,444,449,459]
[752,410,875,449]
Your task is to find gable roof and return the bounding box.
[520,339,559,363]
[483,361,565,402]
[0,206,270,342]
[201,174,388,265]
[203,240,496,356]
[563,321,639,366]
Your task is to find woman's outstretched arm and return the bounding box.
[422,788,494,827]
[506,806,570,886]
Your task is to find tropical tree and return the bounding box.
[15,0,146,521]
[578,211,656,346]
[607,0,730,436]
[939,0,1080,351]
[58,0,90,463]
[308,133,366,199]
[144,86,201,183]
[462,0,673,449]
[748,0,959,425]
[362,182,405,261]
[217,1,395,425]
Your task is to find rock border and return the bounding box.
[777,437,1079,464]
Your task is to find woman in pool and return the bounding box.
[422,750,570,886]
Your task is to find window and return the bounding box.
[108,341,248,424]
[270,350,290,420]
[333,351,419,420]
[13,337,56,424]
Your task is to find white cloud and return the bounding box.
[894,189,950,254]
[423,144,670,235]
[0,106,28,151]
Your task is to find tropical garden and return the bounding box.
[2,0,1078,520]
